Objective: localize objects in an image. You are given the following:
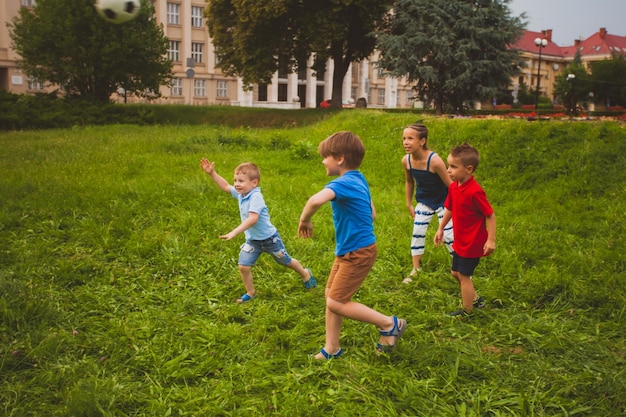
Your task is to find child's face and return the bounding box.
[446,155,473,184]
[233,172,258,195]
[402,128,424,153]
[322,155,342,176]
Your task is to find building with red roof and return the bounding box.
[512,27,626,107]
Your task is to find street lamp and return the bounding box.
[534,37,548,109]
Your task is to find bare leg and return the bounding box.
[285,258,313,282]
[458,272,477,313]
[238,264,255,297]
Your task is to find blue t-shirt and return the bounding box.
[325,170,376,256]
[230,186,276,240]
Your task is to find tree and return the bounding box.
[376,0,524,114]
[590,54,626,108]
[553,63,590,115]
[206,0,394,108]
[9,0,172,102]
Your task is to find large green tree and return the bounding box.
[10,0,172,102]
[376,0,524,114]
[590,54,626,108]
[206,0,393,108]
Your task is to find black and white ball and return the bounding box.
[94,0,141,24]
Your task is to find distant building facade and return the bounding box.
[512,27,626,107]
[1,1,625,109]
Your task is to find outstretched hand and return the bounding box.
[200,158,215,175]
[298,220,314,239]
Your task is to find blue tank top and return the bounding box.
[408,152,448,209]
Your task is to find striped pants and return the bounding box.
[411,203,454,256]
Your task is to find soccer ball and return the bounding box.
[94,0,141,24]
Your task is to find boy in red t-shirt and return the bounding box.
[434,143,496,317]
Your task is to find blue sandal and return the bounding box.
[236,293,255,303]
[316,347,343,360]
[376,316,407,353]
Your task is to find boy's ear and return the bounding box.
[466,165,475,174]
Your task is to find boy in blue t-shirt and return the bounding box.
[201,159,316,303]
[298,131,406,359]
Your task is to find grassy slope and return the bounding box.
[0,112,625,416]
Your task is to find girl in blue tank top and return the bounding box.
[402,123,454,282]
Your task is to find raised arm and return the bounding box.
[298,188,336,239]
[200,158,231,193]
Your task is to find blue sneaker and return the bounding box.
[303,268,317,289]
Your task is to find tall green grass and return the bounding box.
[1,112,625,416]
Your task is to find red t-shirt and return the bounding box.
[444,176,494,258]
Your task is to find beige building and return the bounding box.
[0,0,416,109]
[2,1,624,109]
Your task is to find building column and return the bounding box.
[269,72,279,103]
[324,60,334,101]
[385,77,398,109]
[306,55,317,108]
[237,77,253,107]
[360,60,369,102]
[342,63,352,104]
[288,72,298,103]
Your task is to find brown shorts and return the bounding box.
[326,243,378,303]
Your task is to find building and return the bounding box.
[512,28,626,106]
[2,1,625,109]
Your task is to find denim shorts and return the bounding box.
[238,232,292,267]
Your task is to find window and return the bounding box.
[191,43,204,64]
[191,6,203,27]
[194,79,206,97]
[258,84,268,101]
[217,80,228,97]
[167,3,180,25]
[278,83,288,101]
[168,40,180,62]
[378,88,385,104]
[21,0,36,6]
[170,78,183,96]
[28,77,43,90]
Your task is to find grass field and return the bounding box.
[1,111,625,416]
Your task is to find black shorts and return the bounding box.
[451,253,480,277]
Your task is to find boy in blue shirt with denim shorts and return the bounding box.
[201,158,316,303]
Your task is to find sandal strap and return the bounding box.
[319,347,343,359]
[379,316,400,337]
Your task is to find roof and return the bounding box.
[515,30,563,58]
[514,28,626,60]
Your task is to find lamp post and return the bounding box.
[534,37,548,109]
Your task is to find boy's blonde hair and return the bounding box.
[450,143,480,169]
[318,131,365,169]
[235,162,261,182]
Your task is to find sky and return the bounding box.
[508,0,626,46]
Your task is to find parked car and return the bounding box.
[320,99,332,108]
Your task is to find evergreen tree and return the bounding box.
[206,0,394,108]
[9,0,172,102]
[376,0,524,114]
